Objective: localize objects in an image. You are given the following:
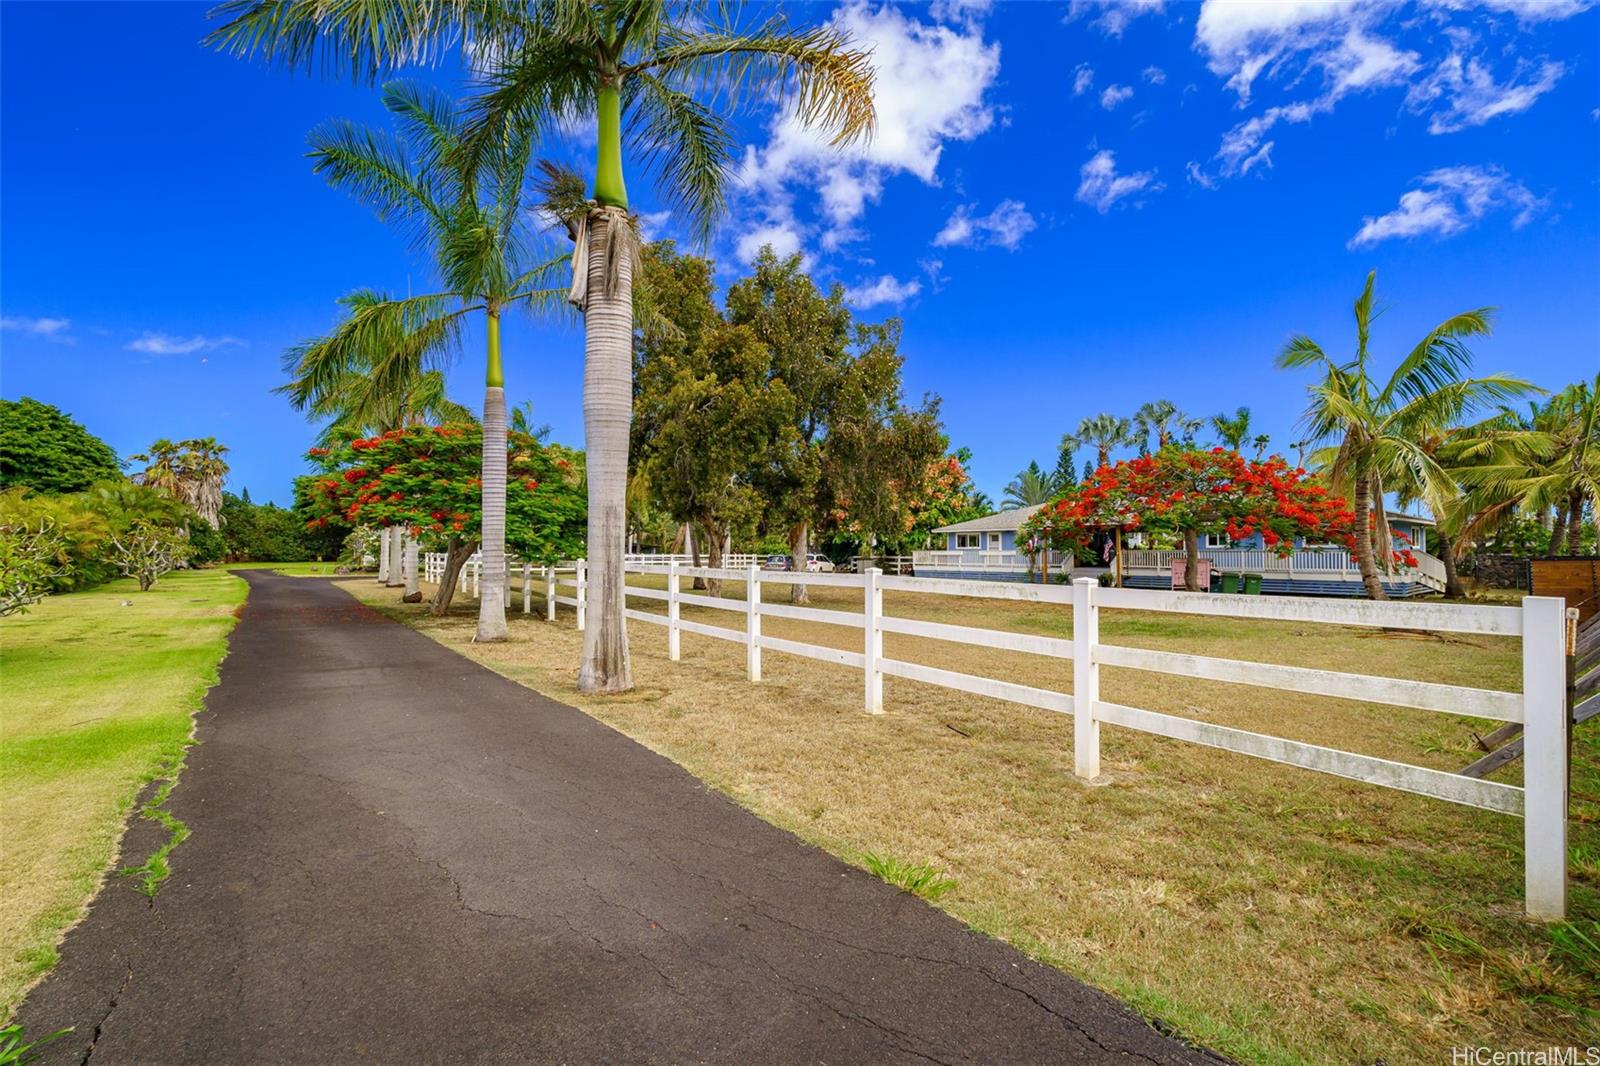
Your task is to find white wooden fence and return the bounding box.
[417,553,1570,920]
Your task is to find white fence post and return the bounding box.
[1522,595,1567,920]
[667,559,681,662]
[747,564,762,682]
[471,560,480,599]
[522,562,532,614]
[1073,577,1100,781]
[545,566,556,621]
[576,559,587,632]
[863,567,883,714]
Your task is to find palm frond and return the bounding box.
[626,72,734,242]
[307,118,449,247]
[634,22,876,147]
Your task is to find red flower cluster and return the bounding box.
[1020,447,1358,556]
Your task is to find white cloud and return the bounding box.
[933,199,1037,250]
[1068,0,1166,38]
[1073,63,1095,96]
[0,315,71,340]
[735,223,804,264]
[1424,0,1594,20]
[1142,65,1167,84]
[736,2,1001,252]
[125,332,245,356]
[1408,55,1565,134]
[1347,165,1544,249]
[1192,0,1576,184]
[1076,150,1162,213]
[1100,84,1134,109]
[636,210,673,240]
[844,274,923,309]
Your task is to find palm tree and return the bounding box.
[1251,433,1271,459]
[1069,413,1131,471]
[1276,271,1533,599]
[283,288,475,595]
[129,438,231,530]
[210,0,876,693]
[1461,376,1599,557]
[1209,407,1252,451]
[1001,461,1058,510]
[287,82,562,640]
[1134,400,1199,452]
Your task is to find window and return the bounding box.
[954,533,980,549]
[1202,533,1233,549]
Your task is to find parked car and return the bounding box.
[805,553,835,573]
[763,554,792,571]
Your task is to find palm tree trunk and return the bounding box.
[477,311,510,642]
[403,533,422,603]
[432,537,478,616]
[1352,473,1387,599]
[789,521,809,604]
[376,526,390,583]
[577,209,634,693]
[1550,501,1570,555]
[1442,542,1465,599]
[1565,492,1585,555]
[386,526,404,588]
[1182,528,1201,591]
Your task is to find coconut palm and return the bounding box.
[1209,407,1252,452]
[1459,376,1599,556]
[1276,271,1534,599]
[1001,462,1059,510]
[210,0,876,692]
[287,82,564,640]
[1068,414,1132,471]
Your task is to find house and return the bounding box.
[915,505,1070,581]
[912,507,1444,596]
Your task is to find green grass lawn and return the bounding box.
[0,569,245,1020]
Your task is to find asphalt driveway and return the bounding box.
[16,570,1223,1064]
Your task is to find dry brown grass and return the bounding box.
[341,574,1600,1065]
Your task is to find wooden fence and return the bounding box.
[419,553,1572,919]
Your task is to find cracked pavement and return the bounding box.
[15,571,1226,1064]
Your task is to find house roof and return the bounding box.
[1386,510,1435,527]
[932,503,1047,535]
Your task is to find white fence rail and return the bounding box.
[417,552,1569,919]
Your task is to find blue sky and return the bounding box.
[2,0,1597,506]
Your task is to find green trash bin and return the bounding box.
[1220,572,1240,594]
[1243,572,1263,596]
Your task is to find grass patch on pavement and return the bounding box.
[0,570,244,1020]
[343,574,1599,1065]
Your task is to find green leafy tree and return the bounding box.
[1277,271,1533,598]
[303,425,586,614]
[210,0,877,693]
[635,321,792,597]
[0,398,121,494]
[1052,438,1077,491]
[1209,407,1252,451]
[0,514,68,615]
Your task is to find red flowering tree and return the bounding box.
[303,424,585,613]
[1021,447,1360,590]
